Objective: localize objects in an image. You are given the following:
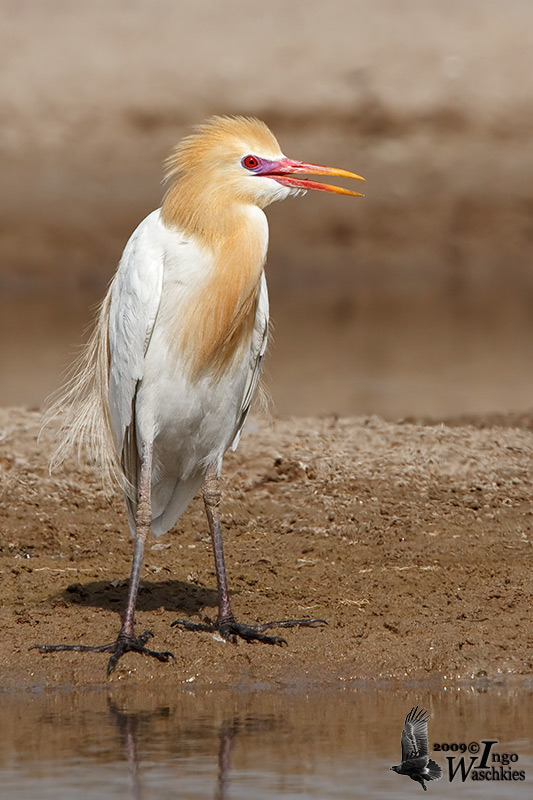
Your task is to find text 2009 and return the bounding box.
[434,743,469,753]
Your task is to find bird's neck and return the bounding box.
[161,175,244,243]
[162,184,268,379]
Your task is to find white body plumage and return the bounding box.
[108,208,269,536]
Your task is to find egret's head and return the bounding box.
[164,115,365,210]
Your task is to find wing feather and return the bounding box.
[231,272,269,450]
[401,707,431,761]
[44,213,162,489]
[108,212,164,462]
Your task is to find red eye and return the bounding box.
[242,155,259,171]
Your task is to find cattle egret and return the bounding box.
[32,116,364,673]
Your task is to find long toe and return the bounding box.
[171,615,325,646]
[170,618,214,633]
[221,620,288,646]
[253,617,327,632]
[30,631,174,674]
[29,641,119,655]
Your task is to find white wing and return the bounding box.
[108,210,164,456]
[231,272,269,450]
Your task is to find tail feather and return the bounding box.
[426,760,442,781]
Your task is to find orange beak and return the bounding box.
[264,157,365,196]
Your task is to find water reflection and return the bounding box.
[0,685,531,799]
[214,720,237,800]
[108,701,143,800]
[108,699,238,800]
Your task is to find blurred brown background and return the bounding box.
[1,0,532,418]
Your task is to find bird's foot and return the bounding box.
[171,615,327,646]
[29,630,175,675]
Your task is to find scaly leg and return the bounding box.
[30,442,174,674]
[171,462,326,645]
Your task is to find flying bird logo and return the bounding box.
[390,707,443,791]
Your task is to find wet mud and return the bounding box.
[1,408,532,689]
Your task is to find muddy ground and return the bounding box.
[0,407,531,689]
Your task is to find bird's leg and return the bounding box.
[203,461,234,625]
[105,441,175,672]
[171,462,326,645]
[30,442,174,674]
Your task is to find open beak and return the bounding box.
[264,157,365,196]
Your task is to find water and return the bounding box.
[1,685,531,799]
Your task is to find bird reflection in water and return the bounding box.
[214,720,238,800]
[108,701,144,800]
[108,699,239,800]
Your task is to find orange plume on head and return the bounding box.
[161,116,284,240]
[163,116,281,184]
